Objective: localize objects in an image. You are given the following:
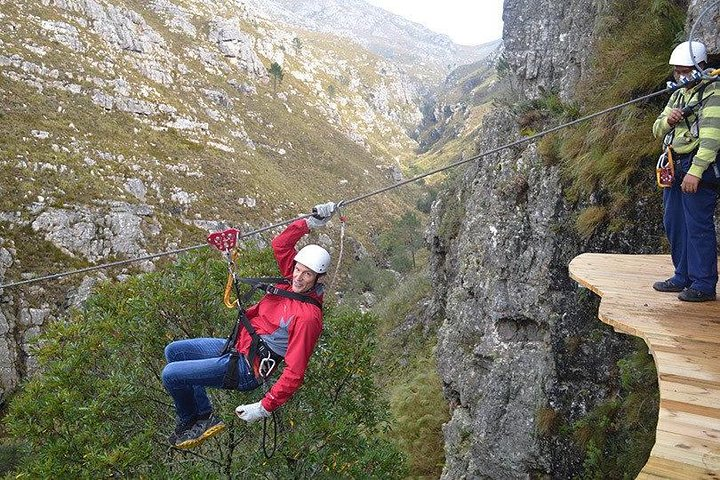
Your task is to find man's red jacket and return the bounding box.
[234,219,324,412]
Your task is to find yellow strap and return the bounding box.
[223,250,239,309]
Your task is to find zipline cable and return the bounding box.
[0,71,715,290]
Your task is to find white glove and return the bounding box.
[235,401,271,423]
[305,201,336,229]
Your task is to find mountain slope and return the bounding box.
[0,0,433,397]
[248,0,499,83]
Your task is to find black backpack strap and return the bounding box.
[261,284,323,309]
[237,277,323,310]
[221,276,321,387]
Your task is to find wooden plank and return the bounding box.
[654,351,720,385]
[640,456,720,479]
[648,335,720,356]
[650,431,720,469]
[568,253,720,478]
[657,408,720,442]
[662,399,720,421]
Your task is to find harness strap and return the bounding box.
[221,275,321,385]
[235,276,323,310]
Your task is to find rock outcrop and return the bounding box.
[425,0,709,477]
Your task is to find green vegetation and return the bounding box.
[292,37,303,54]
[573,343,659,479]
[378,211,424,271]
[373,272,448,480]
[555,0,685,235]
[535,338,659,479]
[268,62,284,90]
[3,248,406,479]
[389,353,447,478]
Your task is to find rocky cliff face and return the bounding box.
[426,0,719,477]
[502,0,602,100]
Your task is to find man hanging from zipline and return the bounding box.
[161,202,336,449]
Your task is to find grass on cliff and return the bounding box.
[535,336,658,479]
[533,0,686,237]
[573,341,659,479]
[372,270,449,480]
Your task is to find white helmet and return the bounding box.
[669,41,707,67]
[294,245,331,274]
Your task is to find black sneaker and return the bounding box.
[168,417,195,446]
[678,288,717,302]
[174,415,226,449]
[653,279,686,292]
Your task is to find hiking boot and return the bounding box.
[653,279,686,293]
[168,417,195,446]
[174,415,226,449]
[678,288,717,302]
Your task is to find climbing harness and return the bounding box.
[658,75,719,188]
[207,227,323,458]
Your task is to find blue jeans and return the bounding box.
[161,338,259,423]
[663,153,719,294]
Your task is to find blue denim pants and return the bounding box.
[663,153,719,294]
[161,338,259,423]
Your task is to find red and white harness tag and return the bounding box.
[207,228,240,252]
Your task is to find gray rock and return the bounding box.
[18,307,51,327]
[0,247,13,280]
[48,0,165,53]
[0,319,19,399]
[208,18,266,76]
[134,58,174,85]
[91,90,114,110]
[426,0,683,474]
[167,117,209,131]
[114,96,156,115]
[124,178,147,201]
[30,203,153,262]
[66,275,105,309]
[687,2,720,54]
[40,20,84,52]
[503,0,605,100]
[149,0,197,37]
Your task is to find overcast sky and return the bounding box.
[363,0,504,45]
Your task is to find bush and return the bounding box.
[389,354,448,479]
[4,248,406,479]
[557,0,685,230]
[573,339,659,479]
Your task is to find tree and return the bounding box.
[292,37,302,55]
[378,212,424,271]
[268,62,284,90]
[326,84,336,99]
[4,248,406,479]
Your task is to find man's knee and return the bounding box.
[161,362,178,388]
[165,340,183,362]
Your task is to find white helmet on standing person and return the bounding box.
[669,41,707,67]
[294,244,331,274]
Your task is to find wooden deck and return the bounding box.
[569,253,720,479]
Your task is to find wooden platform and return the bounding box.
[569,253,720,479]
